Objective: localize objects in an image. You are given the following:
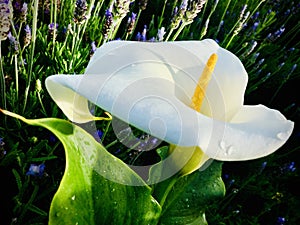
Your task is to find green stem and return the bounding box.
[51,0,58,58]
[158,0,168,29]
[214,0,231,40]
[171,22,187,41]
[14,55,19,101]
[0,41,7,112]
[37,92,47,116]
[23,0,39,113]
[165,28,174,42]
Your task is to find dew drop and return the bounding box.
[226,146,235,156]
[111,188,115,192]
[71,195,76,201]
[219,141,226,150]
[277,132,288,140]
[185,198,189,202]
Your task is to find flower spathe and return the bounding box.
[45,39,294,162]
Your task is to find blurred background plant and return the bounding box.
[0,0,299,224]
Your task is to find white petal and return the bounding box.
[207,104,294,161]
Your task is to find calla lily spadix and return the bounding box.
[45,39,294,172]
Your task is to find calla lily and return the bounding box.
[45,39,294,173]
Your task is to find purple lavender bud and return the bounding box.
[0,0,12,40]
[252,11,259,20]
[90,41,97,54]
[239,4,247,19]
[141,25,147,41]
[20,2,27,22]
[102,9,113,40]
[252,21,259,31]
[7,32,19,54]
[291,64,297,73]
[135,32,141,41]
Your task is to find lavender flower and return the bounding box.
[157,27,166,41]
[73,0,88,24]
[7,32,19,55]
[26,163,46,177]
[23,24,31,48]
[126,12,136,35]
[48,23,58,40]
[170,0,188,29]
[135,31,141,41]
[141,25,147,41]
[0,137,6,159]
[233,8,250,36]
[184,0,206,25]
[102,9,113,40]
[138,0,148,11]
[90,41,97,57]
[113,0,131,20]
[0,0,13,40]
[20,2,27,22]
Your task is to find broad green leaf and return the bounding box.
[153,160,225,225]
[1,110,161,225]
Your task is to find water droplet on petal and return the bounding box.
[226,146,235,155]
[277,132,288,140]
[219,141,226,150]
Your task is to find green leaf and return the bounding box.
[153,161,225,225]
[1,110,161,225]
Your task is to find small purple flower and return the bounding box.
[26,164,45,177]
[280,161,296,173]
[277,216,286,225]
[135,32,141,41]
[252,21,259,31]
[49,134,57,143]
[93,129,103,140]
[223,174,229,180]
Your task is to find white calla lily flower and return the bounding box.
[45,39,294,165]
